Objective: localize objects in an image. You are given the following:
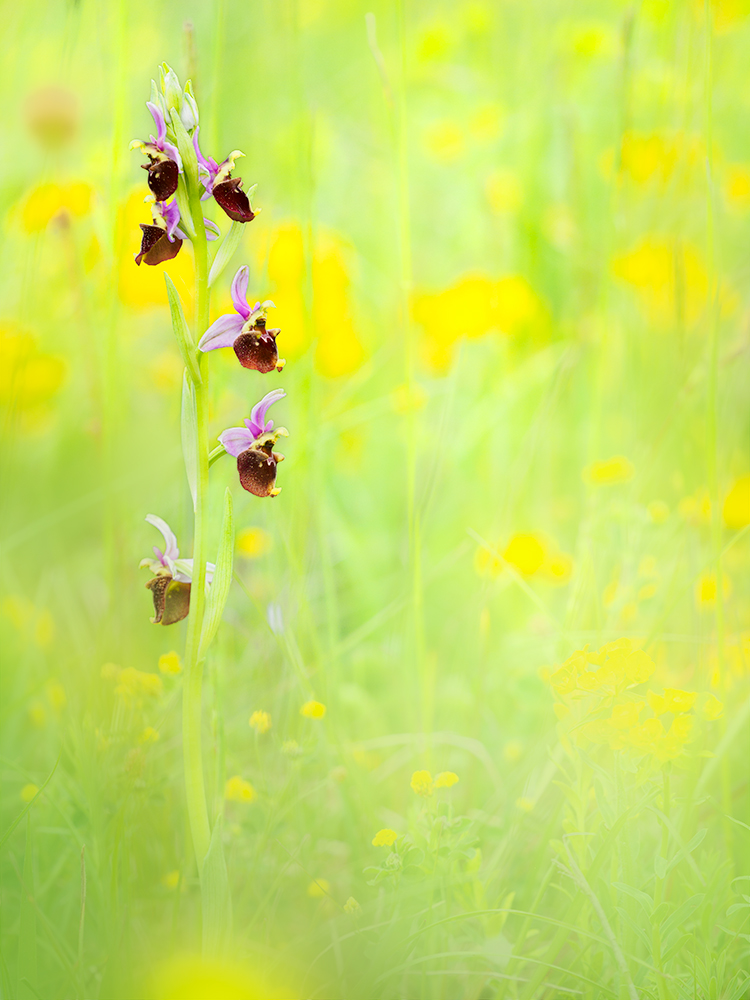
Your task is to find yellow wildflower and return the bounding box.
[609,702,642,729]
[542,552,573,585]
[249,710,272,734]
[313,238,366,378]
[28,702,46,728]
[585,455,634,486]
[300,700,326,719]
[516,797,535,812]
[485,169,522,214]
[20,180,93,232]
[307,879,330,898]
[647,688,696,715]
[670,714,693,742]
[114,667,163,703]
[343,896,361,915]
[723,475,750,530]
[161,870,180,890]
[613,237,707,325]
[724,164,750,209]
[424,120,464,162]
[158,651,182,675]
[701,694,724,721]
[695,572,732,609]
[638,583,658,601]
[434,771,459,789]
[20,784,39,803]
[281,740,302,757]
[411,769,433,797]
[46,680,66,712]
[619,131,678,186]
[474,543,504,578]
[503,533,546,576]
[236,527,272,558]
[372,828,398,847]
[139,727,160,744]
[0,324,66,418]
[224,776,256,803]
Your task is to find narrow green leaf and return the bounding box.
[181,372,198,512]
[17,816,37,1000]
[611,881,654,916]
[199,489,234,659]
[169,109,199,189]
[208,221,245,287]
[661,893,705,945]
[201,816,232,959]
[0,756,58,853]
[164,274,202,385]
[174,177,196,239]
[654,855,668,879]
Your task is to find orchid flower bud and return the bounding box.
[160,63,183,114]
[181,80,199,131]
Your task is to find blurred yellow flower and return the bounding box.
[503,740,523,762]
[28,701,46,728]
[281,739,302,757]
[225,776,256,803]
[300,700,326,719]
[647,688,696,715]
[343,896,361,914]
[695,572,732,609]
[701,694,724,720]
[0,324,66,418]
[372,828,398,846]
[619,131,678,186]
[723,475,750,530]
[139,726,160,744]
[679,490,712,526]
[424,120,464,162]
[638,582,658,601]
[434,771,459,788]
[307,878,330,898]
[542,552,573,585]
[585,455,634,486]
[613,237,707,325]
[485,169,522,214]
[20,180,93,232]
[516,797,535,812]
[503,533,546,576]
[469,104,504,141]
[46,680,66,712]
[237,527,272,558]
[152,954,282,1000]
[249,710,272,734]
[313,239,365,378]
[20,783,39,803]
[411,769,433,797]
[161,870,180,890]
[648,500,670,524]
[724,164,750,209]
[158,651,182,675]
[114,667,163,703]
[416,22,451,61]
[609,702,642,729]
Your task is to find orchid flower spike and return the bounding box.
[193,132,256,222]
[129,102,183,202]
[198,266,285,372]
[135,199,218,266]
[217,390,288,497]
[139,515,215,625]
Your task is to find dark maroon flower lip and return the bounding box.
[236,441,285,497]
[135,224,183,266]
[142,154,179,201]
[233,324,284,373]
[213,177,256,223]
[145,572,192,625]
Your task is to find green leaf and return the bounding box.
[611,881,654,916]
[169,109,199,190]
[17,816,37,1000]
[661,893,705,945]
[181,373,198,512]
[200,816,232,959]
[654,854,668,879]
[208,221,245,287]
[164,274,202,385]
[199,489,234,659]
[174,177,196,239]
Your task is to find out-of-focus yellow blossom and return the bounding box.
[503,533,546,576]
[237,527,272,558]
[372,828,398,847]
[313,238,365,377]
[503,740,523,762]
[724,164,750,209]
[158,651,182,675]
[0,324,66,424]
[469,104,504,141]
[613,237,707,325]
[723,475,750,530]
[474,542,504,578]
[679,490,712,526]
[20,783,39,802]
[638,582,658,601]
[619,132,678,186]
[516,797,535,812]
[603,579,619,607]
[424,120,464,162]
[416,21,451,61]
[114,667,163,703]
[249,710,272,734]
[307,878,330,898]
[647,688,696,715]
[550,639,655,700]
[411,770,434,797]
[161,870,180,890]
[695,571,732,609]
[392,381,428,414]
[609,702,642,729]
[225,776,256,803]
[117,189,194,310]
[265,224,306,357]
[585,455,634,486]
[100,662,120,680]
[648,500,670,524]
[300,700,326,719]
[697,0,750,33]
[434,771,459,789]
[710,634,750,688]
[28,702,46,728]
[485,169,522,214]
[701,694,724,720]
[281,740,303,757]
[20,180,93,232]
[343,896,361,915]
[139,726,160,744]
[412,273,546,373]
[152,954,284,1000]
[148,351,183,393]
[570,23,614,57]
[46,680,66,712]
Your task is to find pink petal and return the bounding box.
[145,514,179,561]
[198,313,245,351]
[231,266,251,320]
[218,426,257,458]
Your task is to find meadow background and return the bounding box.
[2,0,750,997]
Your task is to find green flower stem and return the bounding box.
[182,184,212,872]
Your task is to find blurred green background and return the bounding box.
[2,0,750,997]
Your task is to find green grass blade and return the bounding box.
[165,273,202,385]
[199,488,234,660]
[208,221,244,287]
